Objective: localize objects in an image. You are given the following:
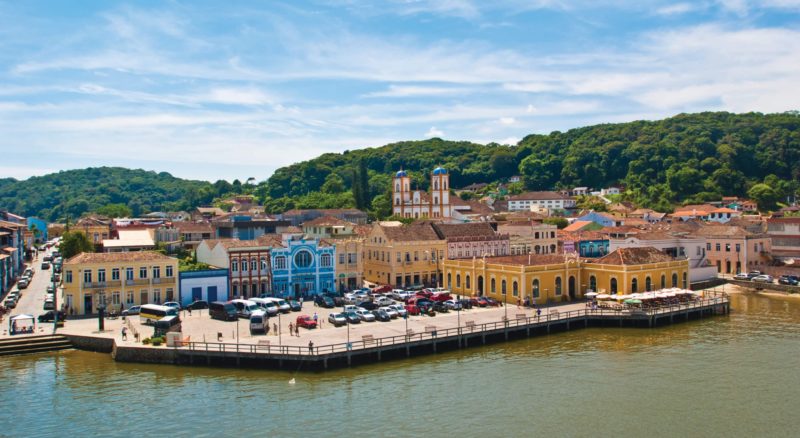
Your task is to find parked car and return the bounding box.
[431,292,452,302]
[17,278,29,289]
[288,300,302,312]
[371,284,393,294]
[484,297,501,307]
[43,255,53,262]
[458,298,473,309]
[474,297,488,307]
[747,271,762,279]
[164,301,181,311]
[231,299,260,318]
[372,309,391,322]
[388,304,406,318]
[209,301,238,321]
[122,305,141,316]
[296,315,318,329]
[373,296,394,307]
[734,272,751,280]
[249,311,269,334]
[41,262,51,270]
[778,275,799,286]
[46,285,55,294]
[4,298,17,309]
[327,294,345,306]
[381,306,399,319]
[250,298,279,316]
[355,309,376,322]
[752,275,774,283]
[328,313,347,327]
[38,310,67,323]
[356,301,378,311]
[343,311,361,324]
[315,295,336,308]
[187,300,209,310]
[405,304,421,315]
[43,299,55,310]
[444,299,463,311]
[433,302,450,313]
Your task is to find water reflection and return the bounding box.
[0,292,798,437]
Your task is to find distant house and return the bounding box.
[601,187,621,196]
[281,208,368,226]
[194,207,226,221]
[576,211,624,228]
[461,182,488,193]
[572,187,589,196]
[509,175,521,183]
[507,191,576,212]
[214,216,290,240]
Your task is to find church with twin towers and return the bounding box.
[392,167,453,219]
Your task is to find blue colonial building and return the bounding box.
[26,217,48,243]
[270,234,336,298]
[1,212,26,295]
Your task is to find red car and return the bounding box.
[405,304,421,315]
[475,297,489,307]
[296,315,318,329]
[415,290,433,299]
[430,292,452,302]
[371,284,392,294]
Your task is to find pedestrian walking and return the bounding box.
[517,298,521,308]
[308,340,314,354]
[121,326,128,340]
[313,312,318,323]
[289,322,294,335]
[295,325,299,337]
[273,322,278,335]
[536,308,541,319]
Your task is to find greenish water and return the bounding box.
[2,293,799,437]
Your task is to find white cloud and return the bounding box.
[499,117,516,125]
[363,85,470,98]
[425,126,444,137]
[498,136,520,145]
[656,2,696,15]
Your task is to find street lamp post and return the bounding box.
[278,311,282,345]
[97,291,106,332]
[52,265,59,334]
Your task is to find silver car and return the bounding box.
[355,309,376,322]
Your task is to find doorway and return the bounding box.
[477,276,484,296]
[568,276,576,300]
[84,294,92,314]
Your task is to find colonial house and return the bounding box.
[0,217,26,295]
[766,216,800,261]
[268,235,336,298]
[497,220,558,255]
[213,216,290,240]
[608,231,715,282]
[74,216,112,249]
[301,216,366,292]
[691,224,772,274]
[575,211,624,228]
[431,222,510,259]
[507,191,576,212]
[363,221,446,288]
[63,251,179,314]
[196,237,276,298]
[559,230,609,258]
[444,247,688,304]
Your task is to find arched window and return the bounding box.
[683,272,687,288]
[660,274,666,289]
[261,257,268,271]
[231,259,238,272]
[631,278,638,293]
[491,278,496,293]
[241,282,248,296]
[447,273,452,289]
[240,260,247,271]
[550,244,556,253]
[466,275,471,290]
[532,279,540,297]
[535,232,540,239]
[456,274,461,288]
[645,276,652,291]
[672,273,678,287]
[250,258,257,271]
[610,278,618,294]
[294,251,313,268]
[589,275,597,291]
[555,277,562,295]
[535,245,541,254]
[395,183,400,191]
[512,281,519,296]
[501,279,507,295]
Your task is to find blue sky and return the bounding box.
[1,0,799,182]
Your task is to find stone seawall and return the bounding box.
[727,279,800,294]
[691,278,726,291]
[112,345,177,364]
[65,335,115,353]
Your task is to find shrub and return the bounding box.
[142,337,151,345]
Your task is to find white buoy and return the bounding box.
[288,378,296,385]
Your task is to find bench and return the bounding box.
[516,313,527,320]
[256,340,270,350]
[362,335,375,344]
[406,329,415,336]
[425,325,437,333]
[465,320,475,331]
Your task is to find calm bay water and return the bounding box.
[2,293,799,437]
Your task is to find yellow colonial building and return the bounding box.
[444,247,689,305]
[363,221,446,288]
[63,251,179,315]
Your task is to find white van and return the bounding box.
[265,297,291,314]
[249,298,279,316]
[231,299,259,318]
[249,310,268,334]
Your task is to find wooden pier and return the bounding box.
[136,291,730,371]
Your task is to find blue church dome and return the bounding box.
[395,170,407,177]
[433,166,447,175]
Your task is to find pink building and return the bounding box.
[432,222,510,259]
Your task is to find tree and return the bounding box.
[321,173,345,194]
[96,203,133,218]
[542,217,569,229]
[748,183,780,211]
[370,193,393,219]
[59,231,94,259]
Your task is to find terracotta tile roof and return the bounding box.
[66,251,176,264]
[509,191,571,201]
[592,247,676,265]
[302,215,354,227]
[451,199,495,216]
[379,222,442,242]
[563,221,593,232]
[0,220,25,229]
[354,224,373,236]
[283,226,303,233]
[432,222,498,239]
[711,207,738,213]
[559,230,608,241]
[175,222,215,233]
[690,224,758,238]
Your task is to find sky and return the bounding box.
[1,0,799,183]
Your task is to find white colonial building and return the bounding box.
[392,167,453,219]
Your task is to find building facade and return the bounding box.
[0,217,26,294]
[507,191,576,212]
[196,238,275,299]
[431,222,509,259]
[766,217,800,261]
[63,251,179,314]
[444,247,689,305]
[498,221,558,255]
[178,269,230,307]
[692,225,772,274]
[392,167,453,219]
[269,235,336,298]
[214,216,289,240]
[74,216,112,249]
[363,221,446,288]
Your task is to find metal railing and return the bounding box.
[179,292,728,358]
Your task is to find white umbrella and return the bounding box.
[596,294,611,300]
[585,292,598,297]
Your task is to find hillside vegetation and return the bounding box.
[2,112,798,220]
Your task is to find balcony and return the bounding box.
[82,280,122,289]
[125,279,150,286]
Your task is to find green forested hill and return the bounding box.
[0,167,218,221]
[265,111,800,212]
[3,112,799,220]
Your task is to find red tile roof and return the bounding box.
[592,247,676,265]
[66,251,176,264]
